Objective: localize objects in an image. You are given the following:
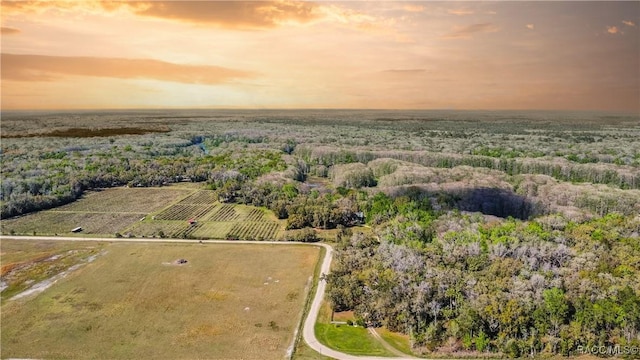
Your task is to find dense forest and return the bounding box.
[1,110,639,357]
[328,210,640,357]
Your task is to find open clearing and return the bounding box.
[1,211,145,236]
[1,240,320,359]
[1,240,105,300]
[314,301,394,357]
[52,187,192,213]
[1,187,285,240]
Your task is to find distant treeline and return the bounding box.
[2,127,170,139]
[296,146,639,189]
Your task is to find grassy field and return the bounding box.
[1,187,286,240]
[1,240,103,266]
[293,341,333,360]
[52,187,192,213]
[314,301,393,357]
[1,240,107,300]
[1,241,320,359]
[1,211,145,236]
[376,327,413,356]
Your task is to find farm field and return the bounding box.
[1,211,144,236]
[1,240,321,360]
[52,187,192,213]
[1,240,107,301]
[1,188,285,240]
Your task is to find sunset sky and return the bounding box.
[1,1,639,112]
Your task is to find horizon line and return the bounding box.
[1,108,638,116]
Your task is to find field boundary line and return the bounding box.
[45,211,148,214]
[146,188,200,216]
[288,275,313,360]
[289,245,326,359]
[117,188,199,234]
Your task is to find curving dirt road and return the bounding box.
[0,235,420,360]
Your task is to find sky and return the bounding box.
[1,1,639,112]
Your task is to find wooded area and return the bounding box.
[1,110,638,357]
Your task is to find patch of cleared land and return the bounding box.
[52,187,192,213]
[1,241,320,359]
[1,240,106,300]
[1,187,285,240]
[314,301,394,357]
[190,221,236,239]
[376,328,413,356]
[122,221,193,238]
[1,212,144,236]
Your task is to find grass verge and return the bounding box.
[376,327,414,356]
[291,245,326,360]
[314,301,394,357]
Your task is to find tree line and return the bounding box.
[295,146,639,189]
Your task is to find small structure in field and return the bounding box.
[71,227,83,233]
[176,259,188,265]
[188,218,197,225]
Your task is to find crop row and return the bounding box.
[227,222,280,240]
[91,214,146,234]
[190,222,235,239]
[155,204,215,221]
[245,209,265,222]
[208,205,241,221]
[177,190,218,205]
[51,188,190,213]
[2,211,143,236]
[173,223,203,238]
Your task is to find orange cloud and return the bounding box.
[1,27,21,35]
[117,0,320,29]
[1,54,255,84]
[607,26,620,34]
[1,0,46,12]
[315,4,410,42]
[402,4,424,13]
[526,24,534,30]
[0,1,101,14]
[382,69,426,75]
[448,8,474,16]
[2,0,320,29]
[444,23,499,39]
[622,20,636,27]
[1,0,405,40]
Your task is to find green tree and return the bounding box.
[543,288,569,337]
[475,330,490,352]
